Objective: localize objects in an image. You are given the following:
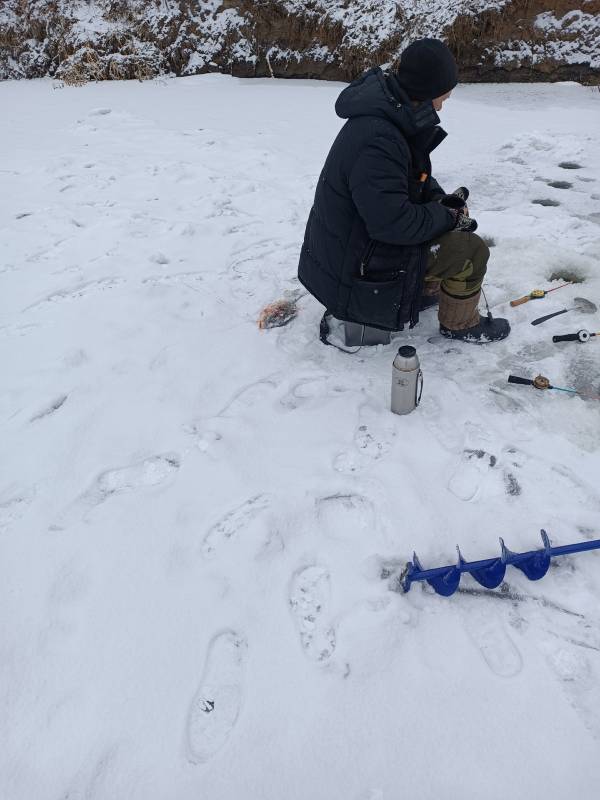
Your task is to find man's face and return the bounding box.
[433,91,452,111]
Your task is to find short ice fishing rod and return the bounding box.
[510,282,572,307]
[507,374,600,400]
[553,329,600,344]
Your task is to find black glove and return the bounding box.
[451,186,469,203]
[440,186,470,210]
[450,209,478,233]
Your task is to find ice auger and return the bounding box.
[399,531,600,596]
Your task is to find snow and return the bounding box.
[494,9,600,69]
[1,74,600,799]
[535,10,600,68]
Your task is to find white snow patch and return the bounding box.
[1,75,600,800]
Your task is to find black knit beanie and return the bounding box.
[396,39,458,101]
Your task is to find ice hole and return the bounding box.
[547,180,572,190]
[532,198,560,207]
[547,269,585,284]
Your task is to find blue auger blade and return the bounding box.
[458,546,506,589]
[409,552,461,596]
[400,532,600,595]
[428,565,461,596]
[500,531,551,581]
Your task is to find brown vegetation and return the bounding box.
[1,0,598,84]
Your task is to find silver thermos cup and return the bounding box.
[391,346,423,415]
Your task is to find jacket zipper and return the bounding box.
[360,240,377,276]
[409,246,428,328]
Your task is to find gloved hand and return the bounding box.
[450,209,478,233]
[451,186,469,203]
[440,186,470,211]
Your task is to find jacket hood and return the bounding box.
[335,67,446,150]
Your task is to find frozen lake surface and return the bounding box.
[1,74,600,799]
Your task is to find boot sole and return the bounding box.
[439,328,510,344]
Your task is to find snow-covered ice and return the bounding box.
[1,74,600,799]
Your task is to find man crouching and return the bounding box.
[298,38,510,344]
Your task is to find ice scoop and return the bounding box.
[531,296,597,326]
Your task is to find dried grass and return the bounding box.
[57,48,104,85]
[2,0,599,84]
[448,0,592,61]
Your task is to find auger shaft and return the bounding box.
[402,531,600,595]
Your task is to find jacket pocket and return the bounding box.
[359,240,377,276]
[361,241,410,281]
[347,274,407,331]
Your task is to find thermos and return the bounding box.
[391,346,423,415]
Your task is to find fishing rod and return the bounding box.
[507,374,600,400]
[553,329,600,343]
[510,282,573,307]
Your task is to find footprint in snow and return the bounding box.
[184,422,223,457]
[315,493,378,543]
[186,631,248,764]
[502,446,600,512]
[201,495,270,558]
[23,277,125,311]
[289,565,336,664]
[447,424,497,502]
[216,377,279,417]
[0,489,35,530]
[462,606,523,678]
[511,601,600,738]
[278,374,351,411]
[541,643,600,738]
[51,455,181,527]
[29,394,68,422]
[90,454,179,502]
[333,401,396,474]
[143,271,203,289]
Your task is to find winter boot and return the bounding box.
[438,289,510,343]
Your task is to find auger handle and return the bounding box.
[553,333,580,343]
[510,295,531,307]
[508,375,533,386]
[531,308,568,326]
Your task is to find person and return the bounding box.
[297,38,510,344]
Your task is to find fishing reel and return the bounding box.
[532,375,550,390]
[553,329,597,344]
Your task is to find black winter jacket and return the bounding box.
[297,67,456,331]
